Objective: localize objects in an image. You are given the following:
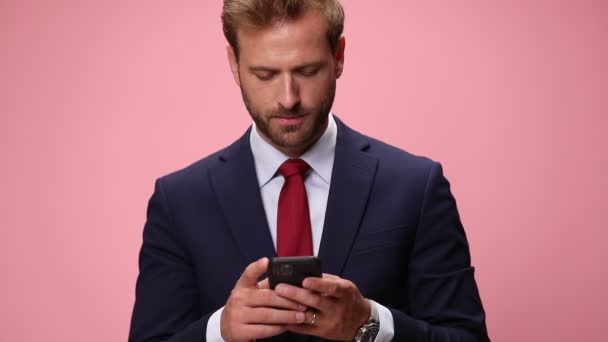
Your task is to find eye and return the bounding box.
[298,67,320,77]
[255,72,275,81]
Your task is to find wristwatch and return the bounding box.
[353,301,380,342]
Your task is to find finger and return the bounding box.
[285,310,319,334]
[243,307,309,324]
[257,277,269,289]
[275,283,329,311]
[302,277,344,298]
[236,258,268,289]
[322,273,340,280]
[247,289,307,311]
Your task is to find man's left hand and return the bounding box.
[274,273,371,341]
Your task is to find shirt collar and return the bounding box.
[250,113,337,188]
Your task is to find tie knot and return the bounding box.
[279,159,310,178]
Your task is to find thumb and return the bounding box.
[257,277,270,289]
[235,257,268,289]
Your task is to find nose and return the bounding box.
[278,74,300,111]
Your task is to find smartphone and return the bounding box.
[268,256,322,289]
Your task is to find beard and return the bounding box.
[240,81,336,154]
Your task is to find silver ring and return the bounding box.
[309,312,317,325]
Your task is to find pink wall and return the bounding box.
[1,1,607,340]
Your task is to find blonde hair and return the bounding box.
[222,0,345,59]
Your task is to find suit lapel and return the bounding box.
[318,118,378,277]
[209,129,276,265]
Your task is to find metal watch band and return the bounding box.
[353,301,380,342]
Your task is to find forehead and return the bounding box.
[236,10,331,66]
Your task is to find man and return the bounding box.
[129,1,489,341]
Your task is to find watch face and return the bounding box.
[362,326,379,342]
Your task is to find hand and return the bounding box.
[220,258,313,342]
[275,273,371,341]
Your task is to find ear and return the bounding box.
[334,36,346,79]
[227,45,241,86]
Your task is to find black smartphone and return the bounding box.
[268,256,322,289]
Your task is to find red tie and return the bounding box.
[277,159,313,256]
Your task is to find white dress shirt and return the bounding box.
[206,114,394,341]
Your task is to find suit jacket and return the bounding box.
[129,117,490,341]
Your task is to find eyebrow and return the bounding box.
[248,61,326,73]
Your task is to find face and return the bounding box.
[228,9,345,157]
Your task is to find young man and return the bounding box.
[129,1,489,341]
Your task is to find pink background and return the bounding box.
[1,0,607,341]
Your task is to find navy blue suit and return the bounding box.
[129,117,489,341]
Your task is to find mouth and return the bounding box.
[273,113,307,126]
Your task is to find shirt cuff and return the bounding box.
[205,306,225,342]
[370,300,395,342]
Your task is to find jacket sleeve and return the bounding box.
[129,178,211,342]
[389,162,490,341]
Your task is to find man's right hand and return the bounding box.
[220,258,312,342]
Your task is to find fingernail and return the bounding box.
[298,304,307,311]
[275,284,286,294]
[296,312,305,322]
